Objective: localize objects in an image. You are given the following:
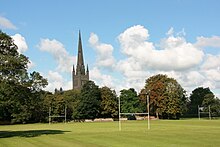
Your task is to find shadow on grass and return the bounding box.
[0,130,70,138]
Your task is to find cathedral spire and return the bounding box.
[76,30,85,75]
[77,30,84,65]
[72,31,89,90]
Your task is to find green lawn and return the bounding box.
[0,120,220,147]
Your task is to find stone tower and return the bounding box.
[72,31,89,90]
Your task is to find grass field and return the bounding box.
[0,119,220,147]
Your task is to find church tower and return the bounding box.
[72,31,89,90]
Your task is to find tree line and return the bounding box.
[1,31,220,124]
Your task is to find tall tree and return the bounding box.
[143,74,186,119]
[63,89,81,120]
[0,31,29,84]
[120,88,143,113]
[0,31,48,124]
[188,87,213,115]
[202,92,220,117]
[100,86,118,118]
[74,81,101,120]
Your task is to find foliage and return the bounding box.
[143,74,187,119]
[120,88,144,113]
[73,81,101,120]
[202,93,220,116]
[188,87,213,115]
[0,31,48,124]
[44,89,79,122]
[100,86,118,118]
[0,31,29,84]
[63,89,81,120]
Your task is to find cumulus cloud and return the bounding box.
[43,71,72,92]
[195,36,220,48]
[201,54,220,70]
[117,25,204,71]
[102,25,219,97]
[11,34,28,53]
[11,33,35,69]
[204,69,220,82]
[37,38,75,73]
[39,25,220,97]
[0,16,17,30]
[87,26,220,98]
[90,67,114,88]
[89,33,115,68]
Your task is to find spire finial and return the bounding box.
[86,64,89,72]
[79,30,81,41]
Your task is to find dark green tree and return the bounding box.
[120,88,143,113]
[44,89,66,122]
[74,81,101,120]
[188,87,213,115]
[0,31,48,124]
[0,31,29,84]
[63,89,81,120]
[100,86,118,118]
[202,93,220,117]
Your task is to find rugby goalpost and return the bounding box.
[118,93,150,131]
[198,105,211,120]
[49,105,67,124]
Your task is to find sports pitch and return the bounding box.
[0,119,220,147]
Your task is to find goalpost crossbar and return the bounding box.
[49,115,65,118]
[118,94,150,131]
[120,113,149,115]
[49,106,67,124]
[198,105,211,120]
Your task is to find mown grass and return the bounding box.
[0,119,220,147]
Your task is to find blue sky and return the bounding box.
[1,0,220,97]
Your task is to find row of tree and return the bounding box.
[46,77,220,121]
[1,31,220,124]
[45,83,119,121]
[141,74,220,119]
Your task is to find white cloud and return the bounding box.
[195,36,220,48]
[90,67,114,88]
[118,25,204,71]
[43,71,72,92]
[203,69,220,82]
[118,25,150,50]
[166,27,174,36]
[37,38,75,73]
[0,16,17,30]
[107,25,219,97]
[38,25,220,98]
[11,34,28,53]
[89,33,115,68]
[111,25,207,94]
[84,25,220,98]
[201,54,220,70]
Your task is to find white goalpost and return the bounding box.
[118,94,150,131]
[198,105,211,120]
[49,105,67,124]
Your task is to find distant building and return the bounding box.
[72,31,89,90]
